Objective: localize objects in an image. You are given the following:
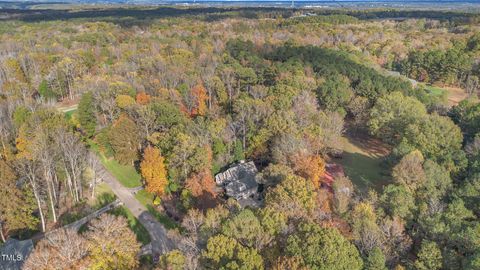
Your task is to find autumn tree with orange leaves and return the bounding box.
[189,84,208,117]
[136,92,151,105]
[292,154,326,189]
[140,146,168,199]
[185,169,217,198]
[185,170,217,209]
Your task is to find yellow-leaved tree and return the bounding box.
[140,146,168,200]
[86,214,140,270]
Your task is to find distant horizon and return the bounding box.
[3,0,480,2]
[3,0,480,12]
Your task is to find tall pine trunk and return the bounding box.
[44,167,57,223]
[32,188,46,232]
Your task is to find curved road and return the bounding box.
[95,155,174,255]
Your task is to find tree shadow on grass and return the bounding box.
[344,130,391,158]
[146,205,180,231]
[334,151,391,193]
[95,192,117,209]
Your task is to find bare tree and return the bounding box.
[464,74,479,97]
[380,216,412,264]
[129,104,157,138]
[56,129,87,203]
[87,152,101,199]
[16,158,46,232]
[199,54,218,110]
[0,101,14,158]
[93,86,118,125]
[220,67,235,112]
[0,222,5,242]
[33,130,59,223]
[24,229,88,270]
[292,90,319,128]
[166,209,205,270]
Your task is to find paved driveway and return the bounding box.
[96,156,174,254]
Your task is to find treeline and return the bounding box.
[2,7,479,25]
[318,9,480,25]
[400,48,471,85]
[282,14,360,26]
[0,6,291,24]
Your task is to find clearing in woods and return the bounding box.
[334,132,391,192]
[445,86,469,106]
[423,84,468,106]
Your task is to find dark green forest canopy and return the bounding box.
[266,45,413,99]
[225,39,413,101]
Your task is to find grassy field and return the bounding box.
[335,134,391,192]
[99,155,142,188]
[93,175,151,244]
[86,139,142,188]
[424,85,447,96]
[64,109,77,120]
[59,183,115,226]
[135,189,154,206]
[91,183,117,208]
[422,84,468,107]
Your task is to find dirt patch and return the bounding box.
[56,98,79,113]
[445,86,468,107]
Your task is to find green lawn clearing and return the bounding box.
[421,84,468,107]
[86,139,142,188]
[64,109,77,120]
[423,85,447,96]
[59,183,116,226]
[100,156,142,188]
[135,189,154,207]
[335,135,391,192]
[86,140,177,232]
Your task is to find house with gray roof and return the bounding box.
[215,160,261,207]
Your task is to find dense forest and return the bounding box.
[0,6,479,270]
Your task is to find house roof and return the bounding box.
[225,174,258,196]
[0,238,33,270]
[215,161,259,198]
[215,161,258,185]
